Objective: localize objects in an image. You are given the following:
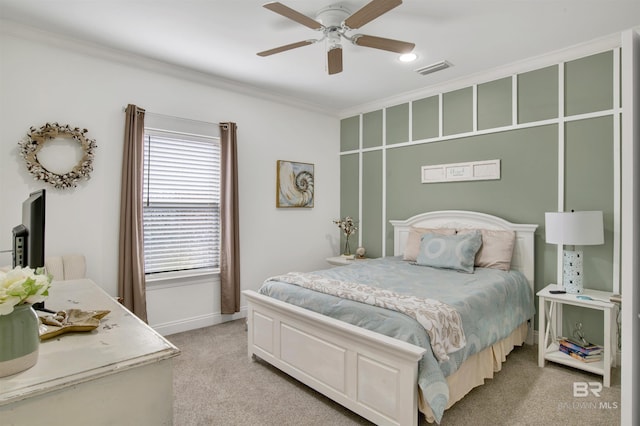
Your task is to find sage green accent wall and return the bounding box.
[385,126,559,295]
[518,65,559,123]
[385,126,558,225]
[565,116,615,291]
[565,51,614,116]
[339,49,618,338]
[340,116,359,152]
[412,96,439,140]
[362,151,383,257]
[340,153,359,250]
[478,77,512,130]
[561,115,615,345]
[562,305,606,348]
[363,110,383,149]
[443,87,473,135]
[386,103,409,145]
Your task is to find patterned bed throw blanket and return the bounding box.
[266,272,466,361]
[259,257,534,423]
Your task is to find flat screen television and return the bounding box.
[12,189,46,269]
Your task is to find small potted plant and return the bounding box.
[0,266,52,377]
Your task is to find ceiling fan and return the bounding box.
[257,0,415,75]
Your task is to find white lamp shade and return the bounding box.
[545,211,604,246]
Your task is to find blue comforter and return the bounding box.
[258,256,535,423]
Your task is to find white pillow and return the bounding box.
[458,228,516,271]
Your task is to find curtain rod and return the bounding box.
[121,107,221,126]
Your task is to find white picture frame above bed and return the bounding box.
[421,159,501,183]
[243,210,538,426]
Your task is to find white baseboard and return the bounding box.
[532,330,622,367]
[152,306,247,336]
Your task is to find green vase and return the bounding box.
[0,304,40,377]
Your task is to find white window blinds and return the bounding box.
[143,130,221,275]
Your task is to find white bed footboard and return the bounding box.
[244,290,426,426]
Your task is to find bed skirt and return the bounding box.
[420,321,529,423]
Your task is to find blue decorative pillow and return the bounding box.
[416,230,483,273]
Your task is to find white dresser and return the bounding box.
[0,279,180,425]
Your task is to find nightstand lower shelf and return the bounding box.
[543,342,606,376]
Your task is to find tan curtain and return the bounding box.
[220,122,240,314]
[118,104,148,322]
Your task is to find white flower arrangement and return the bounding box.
[333,216,358,238]
[0,266,52,315]
[333,216,358,256]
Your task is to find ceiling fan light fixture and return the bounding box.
[399,53,417,62]
[415,60,452,76]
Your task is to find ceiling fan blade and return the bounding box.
[353,34,415,54]
[343,0,403,30]
[257,40,315,57]
[263,2,323,30]
[327,47,343,75]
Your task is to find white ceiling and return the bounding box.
[1,1,639,116]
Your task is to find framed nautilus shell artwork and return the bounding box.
[276,160,314,208]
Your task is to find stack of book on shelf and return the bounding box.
[558,338,603,363]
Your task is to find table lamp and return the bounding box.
[544,211,604,294]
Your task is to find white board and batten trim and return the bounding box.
[421,159,501,184]
[340,43,622,295]
[338,31,624,119]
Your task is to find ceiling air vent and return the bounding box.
[415,60,452,76]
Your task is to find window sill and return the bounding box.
[145,268,220,286]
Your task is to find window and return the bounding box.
[142,129,220,277]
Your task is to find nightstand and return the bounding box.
[537,284,618,387]
[326,256,356,266]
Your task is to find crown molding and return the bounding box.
[0,19,338,118]
[337,30,628,118]
[4,18,637,122]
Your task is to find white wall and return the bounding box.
[0,28,341,334]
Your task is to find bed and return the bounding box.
[243,210,538,425]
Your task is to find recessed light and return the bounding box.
[399,53,417,62]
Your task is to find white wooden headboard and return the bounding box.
[389,210,538,292]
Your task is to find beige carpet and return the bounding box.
[167,319,620,425]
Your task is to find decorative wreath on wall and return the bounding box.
[18,122,97,189]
